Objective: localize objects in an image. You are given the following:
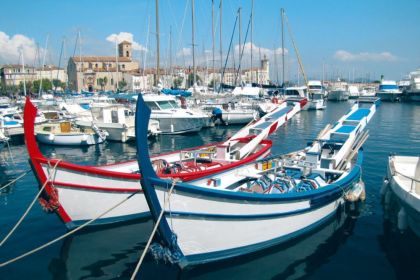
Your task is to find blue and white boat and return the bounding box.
[135,95,380,267]
[376,80,402,102]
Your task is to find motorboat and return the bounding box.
[383,155,420,237]
[405,69,420,102]
[328,81,349,101]
[35,121,107,146]
[360,86,377,97]
[376,80,402,102]
[136,96,379,268]
[24,96,302,228]
[307,80,327,110]
[142,94,207,134]
[284,86,310,110]
[348,85,360,99]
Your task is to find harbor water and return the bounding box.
[0,101,419,279]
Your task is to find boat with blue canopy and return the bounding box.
[136,95,380,268]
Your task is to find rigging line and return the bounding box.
[0,169,31,192]
[0,189,141,267]
[234,13,251,86]
[284,12,308,86]
[130,178,179,280]
[218,13,239,93]
[0,160,61,247]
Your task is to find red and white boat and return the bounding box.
[24,97,306,229]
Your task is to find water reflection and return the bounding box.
[379,190,420,279]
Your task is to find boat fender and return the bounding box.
[397,208,408,232]
[48,134,55,141]
[380,178,389,197]
[82,134,88,142]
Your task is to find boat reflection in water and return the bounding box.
[380,190,420,279]
[52,204,360,279]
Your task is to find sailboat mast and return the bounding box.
[219,0,223,79]
[192,0,196,88]
[20,50,26,97]
[115,39,119,90]
[281,8,285,86]
[155,0,160,86]
[250,0,254,83]
[39,34,49,97]
[212,0,215,92]
[55,38,65,92]
[238,7,242,85]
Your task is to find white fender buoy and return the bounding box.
[380,178,389,197]
[397,208,408,232]
[82,134,88,142]
[48,134,55,141]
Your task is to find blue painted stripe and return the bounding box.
[335,125,356,134]
[346,108,370,121]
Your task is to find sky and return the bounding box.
[0,0,419,82]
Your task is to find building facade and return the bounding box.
[67,41,139,92]
[0,64,66,87]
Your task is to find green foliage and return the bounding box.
[186,73,202,87]
[118,79,127,90]
[32,79,53,93]
[97,77,108,91]
[173,77,183,88]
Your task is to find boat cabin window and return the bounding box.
[309,85,322,90]
[145,101,160,110]
[111,110,119,123]
[156,100,178,110]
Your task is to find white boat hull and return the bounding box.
[36,133,104,146]
[387,155,420,237]
[76,121,134,142]
[377,92,402,102]
[328,90,349,101]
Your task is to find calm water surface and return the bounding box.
[0,101,419,279]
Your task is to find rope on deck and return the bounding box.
[0,189,141,267]
[0,169,32,192]
[130,178,179,280]
[0,160,61,247]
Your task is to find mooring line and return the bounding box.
[0,169,32,192]
[130,179,178,280]
[0,190,140,267]
[0,160,61,247]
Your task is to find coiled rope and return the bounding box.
[130,178,179,280]
[0,169,32,192]
[0,160,61,247]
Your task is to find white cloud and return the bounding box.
[176,47,192,57]
[334,50,397,62]
[0,31,42,64]
[235,42,288,57]
[106,32,148,52]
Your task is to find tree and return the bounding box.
[173,77,183,89]
[97,77,108,91]
[208,79,218,89]
[186,73,202,87]
[32,79,53,93]
[118,79,127,91]
[19,81,33,94]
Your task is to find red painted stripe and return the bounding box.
[52,181,142,193]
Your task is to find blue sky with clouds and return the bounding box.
[1,0,419,81]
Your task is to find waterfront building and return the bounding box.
[67,41,139,92]
[0,64,66,89]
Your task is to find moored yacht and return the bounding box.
[307,80,327,110]
[376,80,402,102]
[328,80,349,101]
[405,68,420,102]
[143,94,207,134]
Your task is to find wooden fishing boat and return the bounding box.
[136,95,380,268]
[24,97,302,229]
[35,121,107,146]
